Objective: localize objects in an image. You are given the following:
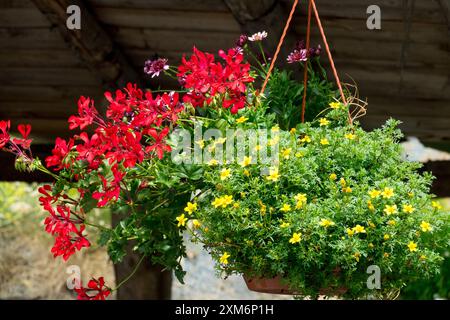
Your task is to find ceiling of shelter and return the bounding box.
[0,0,448,143]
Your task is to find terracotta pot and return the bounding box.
[244,274,347,296]
[243,275,297,295]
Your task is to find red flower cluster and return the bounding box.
[75,277,111,300]
[39,184,90,261]
[39,83,185,260]
[177,47,254,114]
[46,83,182,202]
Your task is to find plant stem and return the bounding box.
[37,165,59,180]
[113,255,146,291]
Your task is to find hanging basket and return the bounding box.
[243,269,348,296]
[243,275,296,295]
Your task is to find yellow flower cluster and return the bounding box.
[212,195,234,208]
[294,193,307,209]
[346,224,366,236]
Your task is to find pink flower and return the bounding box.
[248,31,268,41]
[287,49,308,63]
[144,58,169,78]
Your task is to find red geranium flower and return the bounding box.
[13,123,32,149]
[69,96,99,130]
[75,277,111,300]
[145,127,171,159]
[46,137,74,170]
[0,120,10,149]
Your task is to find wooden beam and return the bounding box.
[31,0,143,90]
[421,160,450,197]
[223,0,297,65]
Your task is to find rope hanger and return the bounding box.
[259,0,351,125]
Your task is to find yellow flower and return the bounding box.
[271,126,280,132]
[353,225,366,234]
[294,193,307,209]
[384,252,390,258]
[266,167,280,182]
[280,203,292,213]
[289,232,302,244]
[280,222,290,228]
[195,139,205,149]
[176,214,188,227]
[368,189,381,198]
[329,101,341,109]
[268,136,280,146]
[431,201,443,210]
[420,255,426,261]
[192,219,202,228]
[368,221,376,228]
[208,159,219,166]
[184,202,198,215]
[384,204,398,215]
[240,156,252,167]
[222,195,233,206]
[220,252,230,264]
[295,151,305,158]
[353,252,361,262]
[220,168,231,180]
[212,195,233,208]
[243,169,250,177]
[329,173,337,180]
[344,133,356,140]
[290,128,297,134]
[384,234,390,240]
[381,187,394,199]
[368,243,374,248]
[319,219,335,228]
[207,144,215,152]
[340,178,346,187]
[319,118,330,126]
[368,200,375,211]
[387,219,396,226]
[407,241,418,252]
[300,135,311,143]
[346,228,355,237]
[259,202,267,214]
[236,116,248,124]
[402,204,415,213]
[232,202,240,209]
[420,221,432,232]
[342,186,352,193]
[254,144,262,151]
[215,137,227,145]
[281,148,292,159]
[320,138,329,145]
